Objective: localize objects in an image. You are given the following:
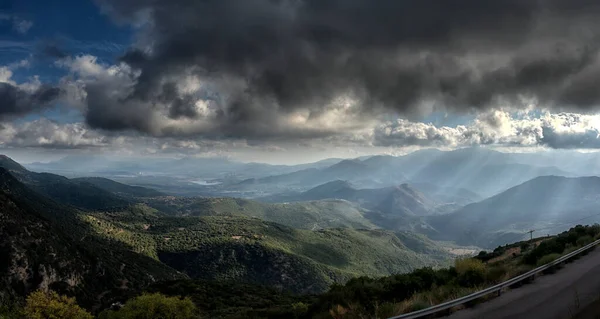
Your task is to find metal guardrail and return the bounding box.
[388,238,600,319]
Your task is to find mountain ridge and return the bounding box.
[429,175,600,247]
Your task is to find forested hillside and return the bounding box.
[0,157,455,316]
[0,168,183,310]
[87,207,452,294]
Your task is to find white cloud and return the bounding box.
[13,19,33,34]
[0,15,33,34]
[372,110,600,149]
[0,62,41,92]
[0,119,109,149]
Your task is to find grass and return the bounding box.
[536,253,561,267]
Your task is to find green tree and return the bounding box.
[24,290,93,319]
[103,293,197,319]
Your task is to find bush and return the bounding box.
[0,304,23,319]
[24,290,93,319]
[101,293,198,319]
[576,235,594,247]
[402,296,430,313]
[455,258,486,287]
[536,253,561,267]
[455,258,485,275]
[376,302,403,319]
[486,265,508,283]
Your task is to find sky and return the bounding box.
[4,0,600,164]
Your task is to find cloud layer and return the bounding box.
[68,0,600,140]
[373,111,600,149]
[6,1,600,155]
[5,111,600,154]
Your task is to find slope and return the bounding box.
[71,177,165,197]
[0,168,183,309]
[0,155,129,210]
[89,210,452,294]
[429,175,600,248]
[275,180,437,215]
[141,196,378,230]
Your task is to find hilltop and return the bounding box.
[0,155,164,210]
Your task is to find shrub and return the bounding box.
[536,253,561,267]
[455,258,485,275]
[24,290,93,319]
[291,302,308,313]
[563,246,580,256]
[101,293,197,319]
[576,235,593,247]
[0,304,23,319]
[455,258,486,287]
[329,304,349,319]
[486,265,508,283]
[402,295,430,313]
[376,302,403,319]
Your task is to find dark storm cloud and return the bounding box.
[86,0,600,138]
[0,83,62,118]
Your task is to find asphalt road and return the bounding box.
[447,248,600,319]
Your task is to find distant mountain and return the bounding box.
[236,148,576,197]
[27,155,346,181]
[399,148,573,197]
[71,177,165,197]
[430,175,600,248]
[358,148,577,198]
[410,182,482,205]
[237,159,407,191]
[268,180,438,216]
[299,180,356,199]
[257,180,451,234]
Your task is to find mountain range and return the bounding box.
[5,149,600,317]
[24,148,581,201]
[429,175,600,248]
[0,155,455,310]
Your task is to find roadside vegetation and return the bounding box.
[2,225,598,319]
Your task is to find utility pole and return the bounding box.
[527,229,535,241]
